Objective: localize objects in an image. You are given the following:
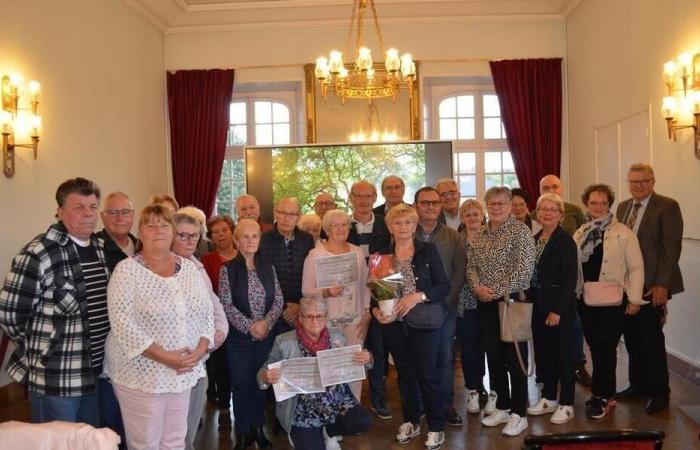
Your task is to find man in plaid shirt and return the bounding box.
[0,177,110,425]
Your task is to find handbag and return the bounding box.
[583,281,623,307]
[404,302,445,330]
[498,298,534,376]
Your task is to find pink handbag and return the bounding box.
[583,281,623,307]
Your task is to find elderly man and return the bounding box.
[0,178,110,426]
[435,178,462,231]
[99,191,137,270]
[313,192,336,219]
[373,175,406,216]
[615,163,684,414]
[236,194,273,232]
[260,198,315,334]
[536,174,591,387]
[415,187,466,426]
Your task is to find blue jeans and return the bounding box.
[455,310,485,390]
[365,318,387,404]
[30,391,99,426]
[290,405,372,450]
[98,378,126,448]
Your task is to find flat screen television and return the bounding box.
[245,140,453,223]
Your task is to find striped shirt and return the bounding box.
[75,243,110,374]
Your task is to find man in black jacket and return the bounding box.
[98,191,137,272]
[260,197,315,334]
[372,175,406,216]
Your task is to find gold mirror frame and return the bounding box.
[304,62,421,143]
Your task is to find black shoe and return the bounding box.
[645,395,669,414]
[218,409,232,430]
[585,396,615,419]
[445,406,463,427]
[616,386,647,400]
[574,362,593,387]
[370,399,393,420]
[234,432,251,450]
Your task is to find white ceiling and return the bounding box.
[122,0,582,32]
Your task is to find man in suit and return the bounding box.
[373,175,406,216]
[616,163,684,414]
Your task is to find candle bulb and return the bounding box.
[28,80,41,102]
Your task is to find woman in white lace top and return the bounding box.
[104,204,214,450]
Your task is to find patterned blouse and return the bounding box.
[291,341,358,428]
[458,239,478,314]
[396,257,417,295]
[219,266,284,335]
[530,237,550,289]
[466,215,536,299]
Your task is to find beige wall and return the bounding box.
[0,0,167,385]
[566,0,700,363]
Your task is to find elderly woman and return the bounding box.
[171,212,229,450]
[302,209,371,400]
[467,186,535,437]
[455,199,489,415]
[259,297,373,450]
[525,194,578,424]
[371,204,450,450]
[573,184,644,420]
[201,214,237,428]
[219,218,284,449]
[511,188,542,235]
[105,204,214,450]
[298,213,323,244]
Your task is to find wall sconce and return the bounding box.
[661,52,700,159]
[1,73,42,177]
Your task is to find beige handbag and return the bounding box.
[583,281,623,307]
[498,299,534,376]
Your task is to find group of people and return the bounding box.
[0,161,684,450]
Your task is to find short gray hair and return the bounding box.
[299,297,328,317]
[178,206,207,236]
[321,209,351,234]
[172,212,201,229]
[484,186,512,203]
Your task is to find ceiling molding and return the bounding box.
[560,0,585,18]
[122,0,168,31]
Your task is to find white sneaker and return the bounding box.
[484,391,498,415]
[424,431,445,450]
[323,427,341,450]
[502,413,528,437]
[396,422,420,444]
[527,398,558,416]
[550,405,575,424]
[467,389,481,414]
[481,408,510,427]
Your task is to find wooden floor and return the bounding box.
[2,343,700,449]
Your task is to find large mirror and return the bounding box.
[304,63,421,143]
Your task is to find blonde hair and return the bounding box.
[138,204,174,229]
[149,194,179,211]
[536,193,565,214]
[298,213,322,231]
[459,198,484,216]
[385,203,418,225]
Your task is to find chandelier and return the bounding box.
[314,0,416,103]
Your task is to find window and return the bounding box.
[435,90,518,202]
[214,97,294,217]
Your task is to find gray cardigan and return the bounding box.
[256,328,372,433]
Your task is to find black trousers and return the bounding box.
[532,304,575,405]
[623,302,670,396]
[365,318,388,404]
[578,300,625,399]
[290,405,372,450]
[478,301,528,416]
[206,346,232,410]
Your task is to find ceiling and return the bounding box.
[123,0,583,32]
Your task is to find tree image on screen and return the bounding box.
[271,143,426,213]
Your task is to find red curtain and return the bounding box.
[167,69,234,217]
[489,59,562,209]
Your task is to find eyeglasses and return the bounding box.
[104,209,133,217]
[315,201,335,207]
[587,201,609,207]
[511,202,527,208]
[538,207,560,214]
[351,193,374,200]
[276,210,299,218]
[383,184,403,191]
[486,201,508,209]
[392,219,416,227]
[439,190,459,198]
[627,179,652,186]
[418,200,441,207]
[301,313,326,321]
[330,222,349,229]
[175,232,201,241]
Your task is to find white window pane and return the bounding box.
[230,102,246,124]
[457,95,474,117]
[273,123,290,145]
[229,124,247,145]
[458,152,476,173]
[485,174,503,190]
[484,118,503,139]
[457,118,475,140]
[440,118,456,140]
[272,102,289,123]
[439,97,456,118]
[483,94,501,117]
[256,124,273,145]
[504,173,520,189]
[485,152,502,173]
[459,175,476,197]
[502,124,507,138]
[255,101,272,124]
[503,152,515,172]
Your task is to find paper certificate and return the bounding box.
[315,252,359,288]
[316,345,366,387]
[269,357,325,402]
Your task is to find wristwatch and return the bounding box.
[419,293,427,303]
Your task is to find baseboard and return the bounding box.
[0,382,26,405]
[668,351,700,387]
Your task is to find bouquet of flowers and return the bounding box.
[367,254,404,317]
